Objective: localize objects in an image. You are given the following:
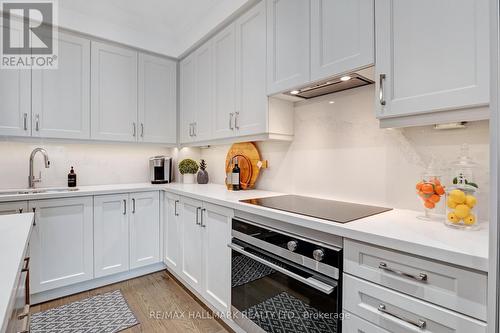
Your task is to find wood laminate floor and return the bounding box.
[30,271,232,333]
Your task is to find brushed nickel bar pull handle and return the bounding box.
[200,208,206,227]
[132,122,136,137]
[140,123,144,137]
[378,304,426,329]
[379,74,386,106]
[23,113,28,130]
[193,122,197,137]
[189,123,193,137]
[229,113,234,130]
[379,262,427,282]
[132,198,136,213]
[196,207,201,225]
[174,200,179,216]
[235,112,240,130]
[35,114,40,131]
[123,199,127,215]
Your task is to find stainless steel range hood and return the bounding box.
[282,67,374,100]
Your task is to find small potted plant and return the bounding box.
[197,159,209,184]
[178,159,199,184]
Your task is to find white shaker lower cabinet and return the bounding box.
[179,196,204,291]
[164,193,181,273]
[129,191,160,269]
[0,201,28,215]
[29,197,93,293]
[201,202,232,314]
[375,0,489,126]
[342,312,390,333]
[93,194,130,278]
[176,196,232,314]
[343,274,487,333]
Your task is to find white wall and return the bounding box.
[0,140,172,189]
[201,86,490,219]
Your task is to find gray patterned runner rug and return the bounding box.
[30,290,139,333]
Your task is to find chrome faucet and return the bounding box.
[29,148,50,188]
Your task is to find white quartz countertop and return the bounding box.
[163,183,489,272]
[0,213,33,333]
[0,183,489,272]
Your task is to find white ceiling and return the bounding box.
[58,0,252,58]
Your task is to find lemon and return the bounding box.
[449,189,466,204]
[463,214,476,226]
[447,212,460,224]
[447,197,457,209]
[465,195,477,208]
[454,204,471,219]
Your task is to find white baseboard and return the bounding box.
[31,262,167,305]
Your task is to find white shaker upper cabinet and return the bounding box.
[91,42,138,142]
[266,0,310,95]
[180,54,196,144]
[310,0,374,82]
[375,0,489,119]
[0,24,31,137]
[213,24,237,140]
[193,41,214,142]
[32,32,91,139]
[235,1,268,137]
[138,54,177,144]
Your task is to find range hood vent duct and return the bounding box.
[285,73,374,99]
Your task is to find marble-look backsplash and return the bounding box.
[199,86,490,219]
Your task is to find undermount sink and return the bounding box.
[0,187,79,196]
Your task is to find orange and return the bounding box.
[432,178,441,186]
[424,200,435,209]
[429,194,440,203]
[416,182,423,191]
[435,185,445,195]
[421,183,434,194]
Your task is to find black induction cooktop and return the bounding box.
[240,195,392,223]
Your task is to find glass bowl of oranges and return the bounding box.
[416,176,445,220]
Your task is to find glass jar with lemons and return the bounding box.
[445,144,479,230]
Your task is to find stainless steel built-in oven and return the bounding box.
[230,216,343,333]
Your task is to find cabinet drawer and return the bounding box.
[344,239,487,321]
[343,274,487,333]
[343,312,389,333]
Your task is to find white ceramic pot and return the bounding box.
[183,174,195,184]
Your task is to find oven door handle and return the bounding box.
[228,243,336,295]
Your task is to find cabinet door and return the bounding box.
[180,54,196,144]
[93,194,129,278]
[213,24,237,139]
[138,54,177,144]
[0,201,28,215]
[193,41,214,142]
[0,24,31,137]
[180,196,203,292]
[375,0,489,118]
[266,0,310,95]
[310,0,374,82]
[32,32,91,139]
[129,191,160,269]
[164,194,181,272]
[235,1,268,136]
[91,41,138,141]
[201,202,233,314]
[29,197,93,293]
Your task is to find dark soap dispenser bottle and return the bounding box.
[68,166,77,188]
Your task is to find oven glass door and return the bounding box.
[230,240,340,333]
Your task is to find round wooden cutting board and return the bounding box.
[225,142,267,190]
